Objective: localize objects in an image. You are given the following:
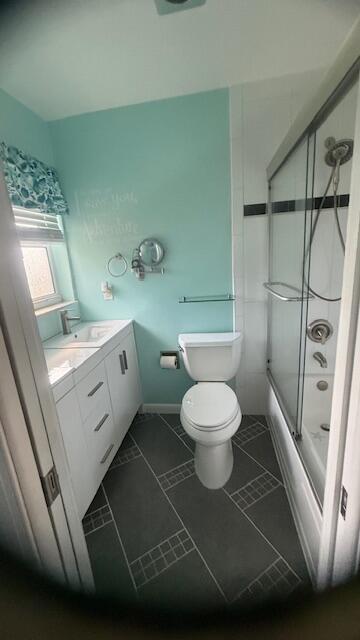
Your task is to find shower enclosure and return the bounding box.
[265,26,360,585]
[267,80,357,506]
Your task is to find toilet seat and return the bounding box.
[182,382,239,431]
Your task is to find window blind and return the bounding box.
[13,207,64,242]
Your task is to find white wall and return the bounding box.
[230,70,324,414]
[2,0,359,121]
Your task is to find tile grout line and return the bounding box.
[131,532,196,589]
[229,470,279,496]
[232,557,300,604]
[84,520,113,538]
[134,547,196,589]
[158,416,281,492]
[157,458,194,480]
[129,432,228,604]
[232,558,281,603]
[157,459,195,490]
[233,425,268,447]
[159,414,194,455]
[233,440,284,486]
[110,459,140,471]
[240,487,279,512]
[132,528,188,562]
[229,472,281,510]
[101,481,139,597]
[84,503,111,519]
[238,419,269,431]
[223,488,303,586]
[159,415,276,483]
[129,416,304,593]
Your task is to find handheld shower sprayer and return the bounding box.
[304,137,353,303]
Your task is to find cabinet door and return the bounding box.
[121,330,142,420]
[56,389,95,518]
[105,343,129,444]
[105,330,142,444]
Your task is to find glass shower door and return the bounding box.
[267,135,314,435]
[298,81,358,504]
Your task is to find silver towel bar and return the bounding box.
[263,282,314,302]
[179,294,235,304]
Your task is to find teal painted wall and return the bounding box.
[0,89,54,165]
[50,90,233,403]
[0,88,76,341]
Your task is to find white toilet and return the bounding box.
[178,332,242,490]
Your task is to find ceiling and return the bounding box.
[0,0,360,122]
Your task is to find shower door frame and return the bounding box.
[322,77,360,587]
[266,133,314,445]
[266,16,360,589]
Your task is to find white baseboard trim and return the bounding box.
[267,382,321,587]
[141,403,181,414]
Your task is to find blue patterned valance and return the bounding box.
[0,142,68,215]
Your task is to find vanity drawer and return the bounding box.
[97,440,116,476]
[94,439,117,488]
[76,361,108,421]
[83,394,114,455]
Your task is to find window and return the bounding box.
[13,207,74,311]
[21,245,62,309]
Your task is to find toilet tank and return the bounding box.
[178,332,242,382]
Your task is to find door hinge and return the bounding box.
[340,485,348,520]
[41,466,60,507]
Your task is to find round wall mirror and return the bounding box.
[138,238,164,266]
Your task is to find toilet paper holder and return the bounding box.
[160,351,180,369]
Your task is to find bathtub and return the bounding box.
[268,372,333,580]
[298,374,333,503]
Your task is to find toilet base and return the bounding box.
[195,440,234,490]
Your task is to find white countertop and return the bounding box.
[44,347,100,386]
[43,319,133,396]
[44,319,132,349]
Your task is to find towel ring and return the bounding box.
[107,253,128,277]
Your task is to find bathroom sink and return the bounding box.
[44,319,132,349]
[44,347,99,385]
[67,325,112,344]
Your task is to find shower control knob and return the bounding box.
[307,319,333,344]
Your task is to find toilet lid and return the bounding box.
[182,383,239,429]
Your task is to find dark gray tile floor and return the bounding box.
[83,413,311,612]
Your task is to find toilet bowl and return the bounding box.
[179,332,242,489]
[181,382,242,489]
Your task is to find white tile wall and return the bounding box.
[243,217,268,303]
[230,69,323,414]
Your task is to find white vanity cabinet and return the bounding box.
[105,330,141,441]
[50,322,141,518]
[56,388,95,518]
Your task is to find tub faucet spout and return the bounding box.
[313,352,327,368]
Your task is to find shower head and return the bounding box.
[324,137,354,167]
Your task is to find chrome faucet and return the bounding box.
[60,309,81,335]
[313,352,328,368]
